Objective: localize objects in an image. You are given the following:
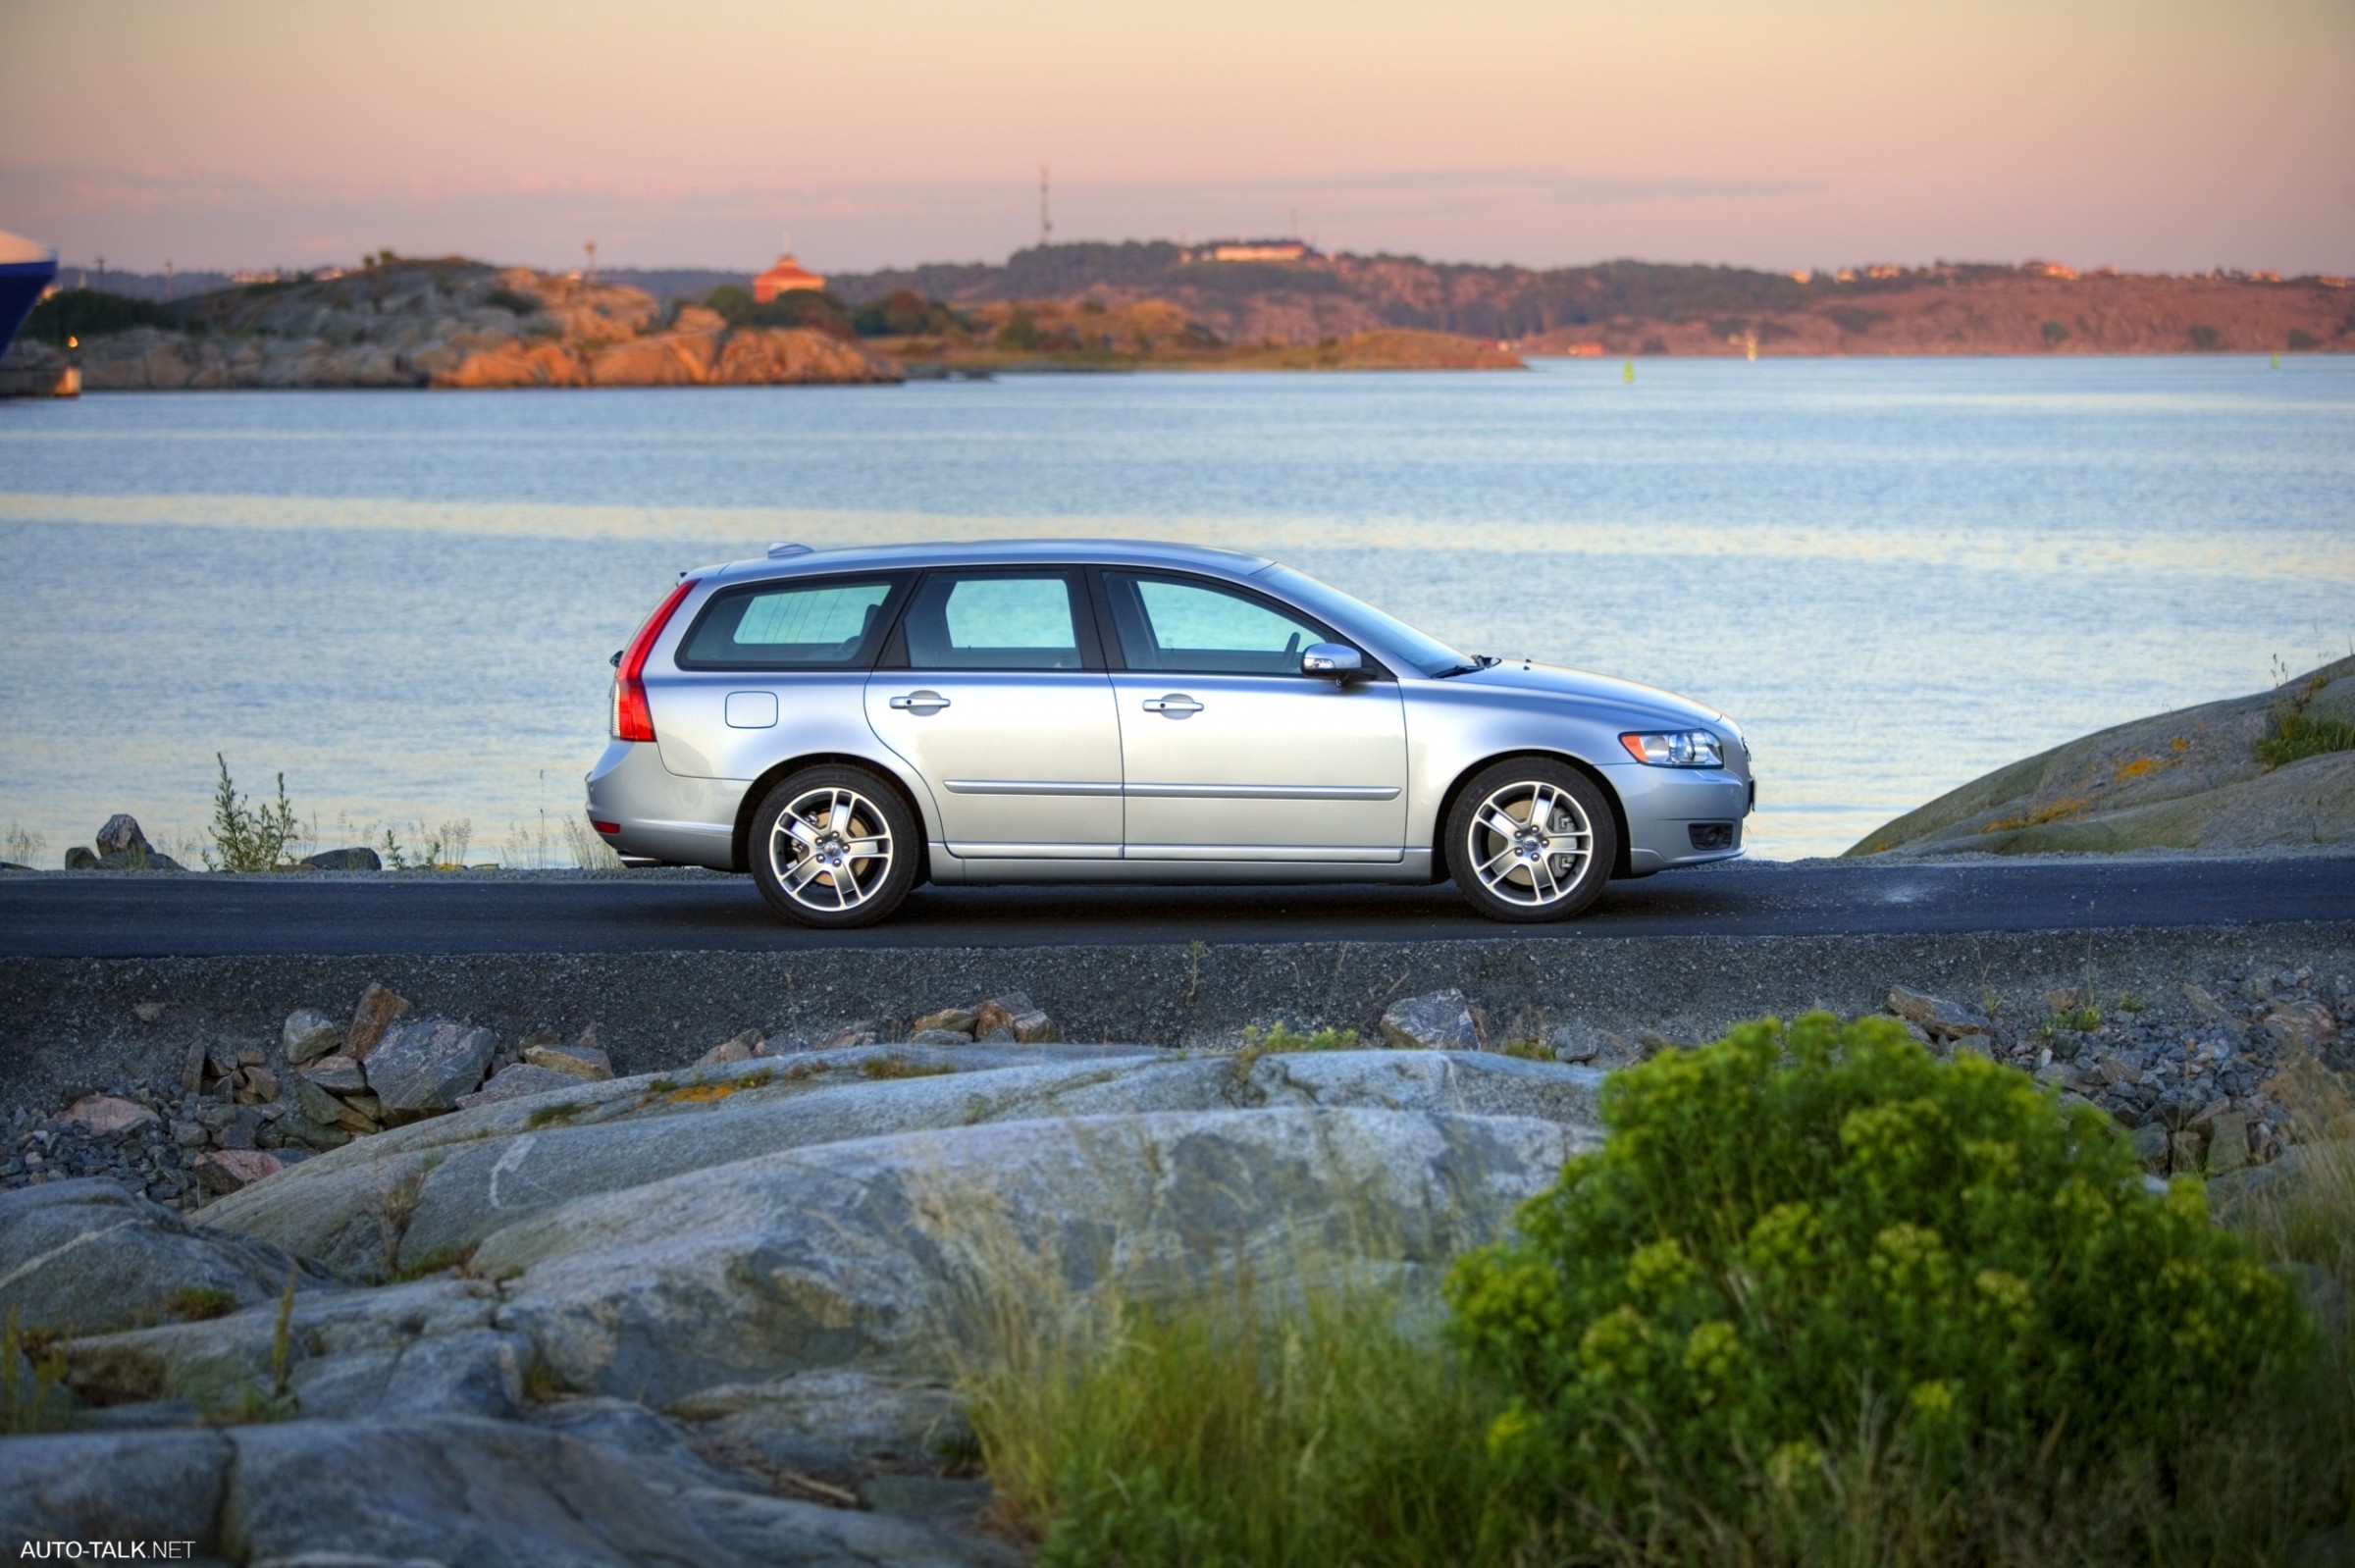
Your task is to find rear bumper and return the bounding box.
[585,740,745,870]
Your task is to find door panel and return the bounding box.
[1112,674,1406,858]
[865,675,1124,856]
[864,570,1122,859]
[1097,570,1406,859]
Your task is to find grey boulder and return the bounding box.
[281,1007,344,1063]
[1381,988,1482,1050]
[0,1178,319,1336]
[367,1017,497,1119]
[459,1062,594,1109]
[205,1048,1600,1279]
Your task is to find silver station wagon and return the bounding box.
[587,540,1753,927]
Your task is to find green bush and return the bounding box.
[1445,1014,2311,1546]
[2041,319,2069,347]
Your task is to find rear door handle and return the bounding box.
[1141,695,1202,716]
[889,690,951,714]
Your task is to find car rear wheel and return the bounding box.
[1444,759,1617,922]
[750,765,919,928]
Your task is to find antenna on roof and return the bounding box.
[766,542,812,558]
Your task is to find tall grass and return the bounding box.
[957,1261,1520,1568]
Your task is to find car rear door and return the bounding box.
[864,567,1124,860]
[1098,570,1406,862]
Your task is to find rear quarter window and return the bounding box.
[676,577,905,669]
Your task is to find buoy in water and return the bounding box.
[1622,359,1635,384]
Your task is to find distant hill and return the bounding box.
[828,244,2354,356]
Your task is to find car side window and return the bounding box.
[1103,572,1330,676]
[677,578,902,668]
[898,572,1089,671]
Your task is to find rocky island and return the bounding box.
[3,260,904,392]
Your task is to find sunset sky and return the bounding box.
[3,0,2349,278]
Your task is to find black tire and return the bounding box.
[1443,758,1617,922]
[748,764,920,928]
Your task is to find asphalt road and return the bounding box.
[1,854,2348,958]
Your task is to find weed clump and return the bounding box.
[1232,1022,1360,1076]
[2,1311,75,1434]
[160,1285,239,1322]
[858,1055,956,1081]
[1445,1013,2317,1558]
[203,754,302,871]
[2257,708,2355,769]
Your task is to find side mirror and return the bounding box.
[1301,643,1364,681]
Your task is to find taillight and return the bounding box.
[611,578,699,742]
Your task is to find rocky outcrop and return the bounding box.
[1850,654,2355,857]
[66,260,901,392]
[4,1040,1598,1562]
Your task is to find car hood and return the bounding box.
[1443,659,1730,731]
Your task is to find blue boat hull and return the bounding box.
[0,256,59,358]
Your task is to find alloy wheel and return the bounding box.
[767,785,895,915]
[1463,779,1596,910]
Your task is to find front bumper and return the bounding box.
[1599,759,1754,874]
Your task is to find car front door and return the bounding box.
[1099,570,1406,862]
[864,568,1124,861]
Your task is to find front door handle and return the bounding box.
[889,690,951,714]
[1141,695,1202,716]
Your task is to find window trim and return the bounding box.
[672,571,915,672]
[1086,568,1392,681]
[876,566,1108,673]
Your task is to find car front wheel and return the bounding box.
[749,765,919,928]
[1444,759,1617,922]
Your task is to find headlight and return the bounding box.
[1618,730,1724,768]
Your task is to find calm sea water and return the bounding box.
[2,356,2349,865]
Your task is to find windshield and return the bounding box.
[1256,564,1472,678]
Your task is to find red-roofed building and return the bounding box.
[753,252,825,303]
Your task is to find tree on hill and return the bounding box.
[21,288,182,343]
[852,289,964,338]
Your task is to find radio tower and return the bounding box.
[584,238,598,284]
[1039,166,1053,249]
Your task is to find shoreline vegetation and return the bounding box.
[4,242,2347,392]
